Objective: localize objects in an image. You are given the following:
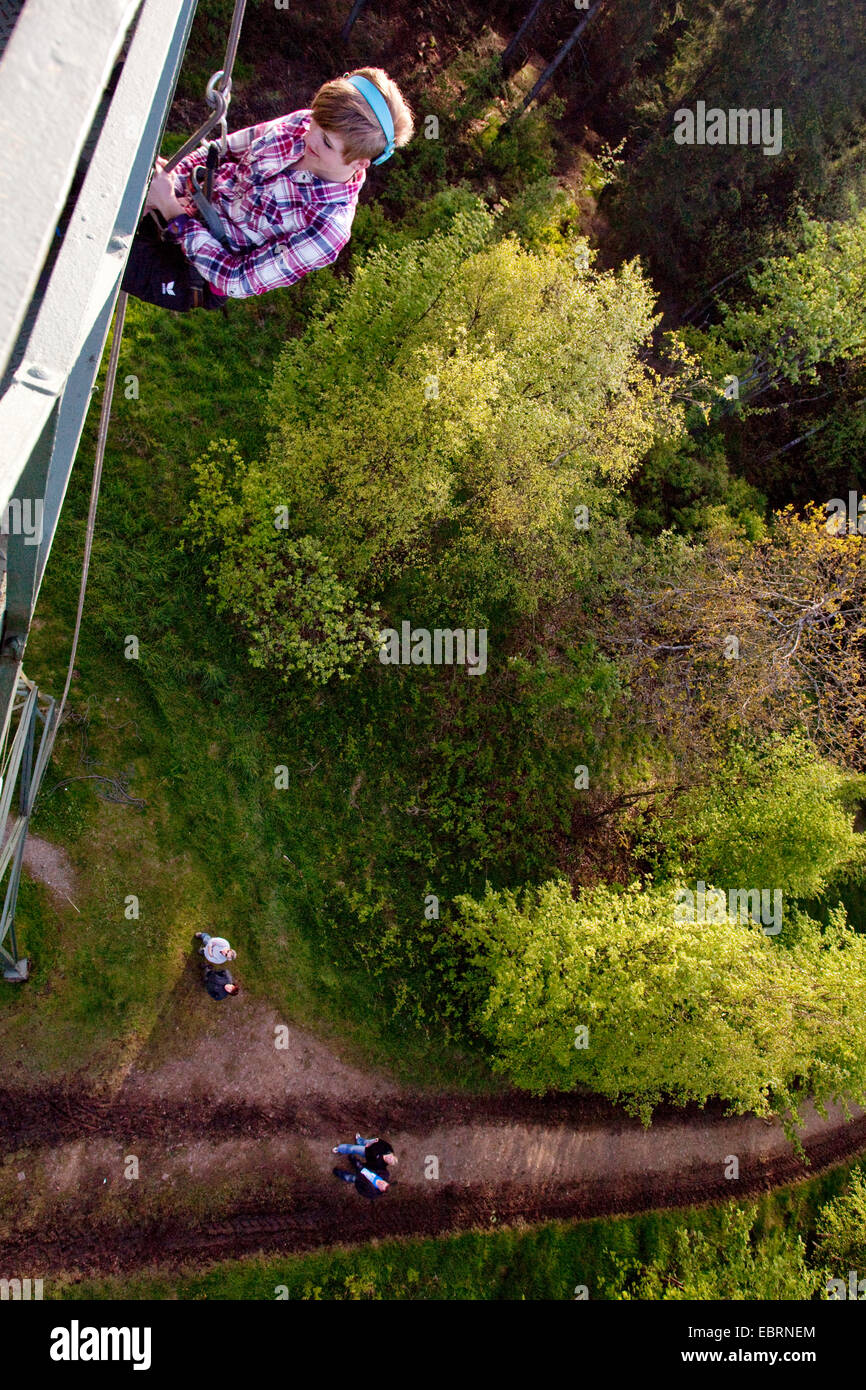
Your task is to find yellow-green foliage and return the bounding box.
[264,229,679,584]
[814,1164,866,1272]
[597,1206,818,1300]
[642,733,866,896]
[451,877,866,1129]
[720,208,866,384]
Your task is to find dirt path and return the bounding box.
[3,819,78,907]
[1,993,864,1279]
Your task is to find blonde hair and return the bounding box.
[311,66,415,165]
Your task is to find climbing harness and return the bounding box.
[188,142,231,248]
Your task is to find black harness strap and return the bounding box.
[189,142,232,248]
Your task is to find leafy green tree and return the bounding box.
[263,223,679,603]
[719,208,866,386]
[494,177,582,255]
[450,877,866,1128]
[187,203,687,679]
[184,439,380,683]
[814,1165,866,1274]
[639,733,866,897]
[602,0,866,296]
[631,428,767,539]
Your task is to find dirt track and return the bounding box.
[1,1075,864,1277]
[3,898,865,1280]
[2,983,865,1280]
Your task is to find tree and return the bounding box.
[601,0,866,297]
[187,201,689,680]
[595,506,866,769]
[184,439,381,684]
[719,207,866,387]
[814,1165,866,1274]
[638,732,866,897]
[450,877,866,1130]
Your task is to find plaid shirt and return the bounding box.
[164,109,365,298]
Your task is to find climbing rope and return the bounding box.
[40,290,128,776]
[159,0,250,245]
[42,0,251,766]
[163,0,249,173]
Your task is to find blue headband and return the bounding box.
[346,74,395,165]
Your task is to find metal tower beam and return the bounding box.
[0,0,200,976]
[0,0,141,384]
[0,677,54,980]
[0,0,199,509]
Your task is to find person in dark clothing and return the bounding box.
[363,1138,396,1173]
[332,1134,397,1175]
[204,965,239,1000]
[332,1134,396,1197]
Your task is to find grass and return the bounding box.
[0,214,511,1088]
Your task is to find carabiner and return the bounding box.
[205,69,233,107]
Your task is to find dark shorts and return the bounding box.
[120,212,228,313]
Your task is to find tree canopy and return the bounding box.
[186,201,687,681]
[450,877,866,1130]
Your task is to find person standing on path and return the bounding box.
[194,933,239,1000]
[196,931,237,965]
[203,965,240,1000]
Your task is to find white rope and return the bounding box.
[39,292,128,781]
